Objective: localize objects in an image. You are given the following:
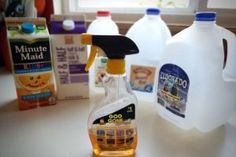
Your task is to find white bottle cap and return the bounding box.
[62,19,75,31]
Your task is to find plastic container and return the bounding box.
[87,10,119,94]
[156,12,236,132]
[81,34,139,157]
[126,8,171,102]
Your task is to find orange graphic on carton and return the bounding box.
[17,73,51,91]
[16,73,56,110]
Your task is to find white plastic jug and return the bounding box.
[126,8,171,102]
[156,12,236,132]
[87,10,119,94]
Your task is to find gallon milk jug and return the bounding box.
[126,8,171,102]
[156,12,236,132]
[87,10,119,94]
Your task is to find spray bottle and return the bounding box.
[81,34,139,157]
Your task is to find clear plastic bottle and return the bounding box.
[88,73,138,157]
[81,34,139,156]
[156,12,236,132]
[87,10,119,94]
[126,8,171,102]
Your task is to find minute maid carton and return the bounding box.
[5,17,57,110]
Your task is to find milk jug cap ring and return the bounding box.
[195,12,216,21]
[146,8,160,15]
[63,19,75,31]
[21,22,35,33]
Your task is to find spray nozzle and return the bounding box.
[81,34,139,74]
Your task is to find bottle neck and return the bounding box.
[193,20,216,27]
[103,59,132,100]
[103,73,132,101]
[192,20,217,31]
[96,16,112,20]
[145,14,161,20]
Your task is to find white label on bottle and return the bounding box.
[130,65,156,93]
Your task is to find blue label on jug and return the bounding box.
[157,64,190,118]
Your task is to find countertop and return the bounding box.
[0,68,236,157]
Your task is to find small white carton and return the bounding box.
[50,15,88,100]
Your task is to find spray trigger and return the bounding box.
[81,34,97,71]
[85,45,98,71]
[81,33,139,74]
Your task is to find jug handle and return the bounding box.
[220,27,236,81]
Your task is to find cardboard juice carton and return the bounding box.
[5,17,57,110]
[50,15,89,100]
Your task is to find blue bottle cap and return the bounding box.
[195,12,216,21]
[146,8,160,15]
[21,22,35,33]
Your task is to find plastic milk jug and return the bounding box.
[156,12,236,132]
[50,15,88,100]
[87,10,119,94]
[126,8,171,102]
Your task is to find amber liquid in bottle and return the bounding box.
[88,74,138,157]
[89,127,137,157]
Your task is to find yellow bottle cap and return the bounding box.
[106,59,125,74]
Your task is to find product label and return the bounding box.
[90,104,136,149]
[157,64,190,118]
[130,65,156,93]
[16,72,56,109]
[9,37,56,109]
[93,104,135,124]
[21,92,51,101]
[54,35,88,85]
[94,57,107,87]
[10,38,52,74]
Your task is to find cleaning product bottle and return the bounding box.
[87,10,119,94]
[126,8,171,102]
[81,34,139,156]
[156,12,236,132]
